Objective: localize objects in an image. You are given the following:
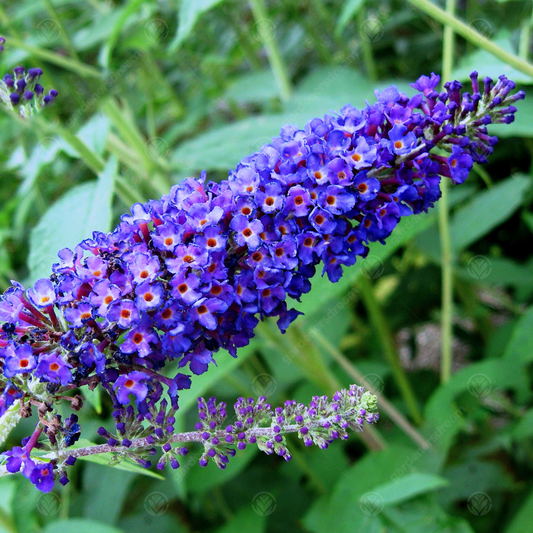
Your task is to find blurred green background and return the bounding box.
[1,0,533,532]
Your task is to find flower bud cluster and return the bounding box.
[0,38,58,117]
[194,385,379,470]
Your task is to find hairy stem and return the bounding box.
[439,0,456,384]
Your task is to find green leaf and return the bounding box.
[415,175,530,261]
[12,478,40,533]
[83,387,102,414]
[422,358,530,457]
[373,472,448,506]
[503,306,533,362]
[28,157,116,283]
[449,175,530,251]
[169,0,226,51]
[511,409,533,440]
[303,445,441,533]
[42,519,123,533]
[18,137,61,197]
[505,488,533,533]
[175,345,255,414]
[83,464,135,525]
[440,460,515,508]
[382,497,476,533]
[185,446,258,494]
[522,211,533,233]
[0,401,21,448]
[215,505,266,533]
[224,70,279,105]
[76,114,112,157]
[172,112,311,173]
[336,0,366,36]
[451,36,533,85]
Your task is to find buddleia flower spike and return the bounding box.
[0,69,524,492]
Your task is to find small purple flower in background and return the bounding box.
[0,39,58,116]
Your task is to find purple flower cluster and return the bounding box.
[0,71,523,492]
[194,384,379,468]
[3,416,79,492]
[0,37,58,115]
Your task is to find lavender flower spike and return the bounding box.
[0,71,524,492]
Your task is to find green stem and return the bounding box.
[0,506,16,533]
[227,13,263,71]
[287,442,328,494]
[438,182,453,385]
[248,0,292,101]
[115,176,145,207]
[102,99,169,195]
[256,321,388,451]
[309,329,431,450]
[2,35,101,79]
[358,277,423,424]
[472,163,493,188]
[439,0,455,384]
[357,9,378,82]
[519,1,533,60]
[33,116,105,175]
[41,0,80,61]
[141,52,184,118]
[407,0,533,79]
